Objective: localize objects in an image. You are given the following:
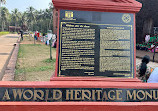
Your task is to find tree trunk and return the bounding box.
[2,21,4,31]
[142,18,153,42]
[49,15,53,30]
[15,23,17,32]
[8,22,10,32]
[1,20,6,31]
[32,21,33,31]
[41,21,42,32]
[47,22,48,31]
[4,21,6,31]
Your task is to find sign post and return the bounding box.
[4,0,158,111]
[51,0,142,82]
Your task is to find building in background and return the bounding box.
[136,0,158,43]
[9,26,21,32]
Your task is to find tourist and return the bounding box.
[34,31,38,40]
[46,30,53,45]
[147,67,158,83]
[145,34,150,43]
[42,33,46,42]
[45,35,48,45]
[20,30,24,41]
[136,55,150,82]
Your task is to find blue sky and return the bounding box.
[2,0,52,12]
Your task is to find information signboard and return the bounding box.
[58,10,134,78]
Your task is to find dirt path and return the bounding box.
[0,34,19,80]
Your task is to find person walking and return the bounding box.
[20,30,24,41]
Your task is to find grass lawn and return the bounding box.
[15,36,56,81]
[0,32,10,36]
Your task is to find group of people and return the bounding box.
[137,55,158,83]
[19,30,57,48]
[136,43,149,51]
[34,30,57,48]
[136,34,158,52]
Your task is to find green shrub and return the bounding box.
[0,31,10,36]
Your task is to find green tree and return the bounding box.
[0,0,6,15]
[42,9,52,33]
[1,7,9,31]
[20,12,28,29]
[0,3,53,33]
[11,8,21,31]
[26,6,36,31]
[0,0,6,31]
[35,9,44,32]
[48,2,53,30]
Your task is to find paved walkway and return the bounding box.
[136,58,158,69]
[136,50,158,69]
[136,50,158,63]
[0,34,19,80]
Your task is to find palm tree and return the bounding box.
[36,10,44,32]
[1,7,9,31]
[0,0,6,14]
[26,6,36,31]
[11,8,20,32]
[0,0,6,31]
[43,9,52,32]
[20,12,28,26]
[17,11,28,31]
